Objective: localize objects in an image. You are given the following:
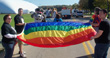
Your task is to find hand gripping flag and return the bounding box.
[17,22,96,48]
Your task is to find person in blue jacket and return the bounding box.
[53,14,63,22]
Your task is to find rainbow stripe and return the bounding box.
[17,22,96,48]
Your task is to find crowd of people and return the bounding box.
[1,7,110,58]
[31,8,63,22]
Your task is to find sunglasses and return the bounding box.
[7,18,12,19]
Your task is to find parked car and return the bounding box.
[75,11,83,18]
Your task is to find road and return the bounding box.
[0,15,110,58]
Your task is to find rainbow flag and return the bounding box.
[17,22,96,48]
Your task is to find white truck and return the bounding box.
[61,9,71,19]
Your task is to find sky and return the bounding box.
[25,0,79,6]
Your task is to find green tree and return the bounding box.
[88,0,95,11]
[72,3,79,9]
[93,0,110,10]
[79,0,89,10]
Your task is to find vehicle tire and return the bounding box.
[82,16,83,18]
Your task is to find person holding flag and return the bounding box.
[89,7,101,32]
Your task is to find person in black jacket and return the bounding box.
[91,9,110,58]
[1,14,19,58]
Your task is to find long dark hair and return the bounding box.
[56,14,61,19]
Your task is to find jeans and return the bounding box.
[94,43,110,58]
[2,42,15,58]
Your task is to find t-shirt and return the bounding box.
[52,11,57,18]
[95,19,110,44]
[14,14,24,33]
[46,10,51,17]
[1,22,16,43]
[53,18,63,22]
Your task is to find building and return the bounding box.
[0,0,38,14]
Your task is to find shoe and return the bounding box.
[20,53,26,57]
[18,51,26,54]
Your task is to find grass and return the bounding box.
[84,12,94,16]
[0,14,34,29]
